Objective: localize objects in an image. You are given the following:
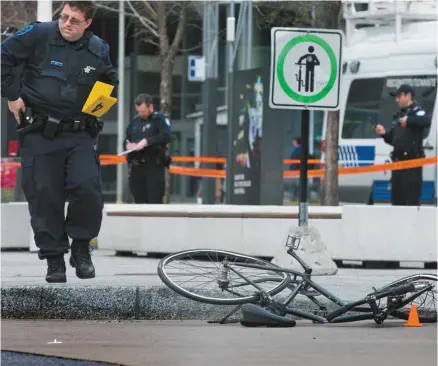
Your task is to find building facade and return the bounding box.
[1,2,324,203]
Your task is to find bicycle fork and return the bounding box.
[367,284,431,324]
[365,294,386,324]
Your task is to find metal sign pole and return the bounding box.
[299,109,310,226]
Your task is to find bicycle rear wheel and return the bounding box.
[157,249,290,305]
[377,274,437,323]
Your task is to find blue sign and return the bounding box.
[188,56,205,82]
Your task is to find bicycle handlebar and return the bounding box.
[326,282,416,321]
[387,283,416,296]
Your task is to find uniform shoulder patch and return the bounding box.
[16,24,35,36]
[416,110,426,116]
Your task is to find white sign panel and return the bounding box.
[269,27,343,110]
[188,55,206,82]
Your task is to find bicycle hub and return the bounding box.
[217,264,229,289]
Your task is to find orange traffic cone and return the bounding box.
[404,304,423,327]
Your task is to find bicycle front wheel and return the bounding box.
[157,249,290,305]
[377,274,437,323]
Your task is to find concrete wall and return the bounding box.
[3,203,436,268]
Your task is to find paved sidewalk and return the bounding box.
[2,319,437,366]
[1,250,436,320]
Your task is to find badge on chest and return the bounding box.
[142,123,151,132]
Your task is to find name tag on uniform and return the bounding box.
[50,61,64,67]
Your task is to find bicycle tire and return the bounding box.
[157,249,291,305]
[376,273,437,323]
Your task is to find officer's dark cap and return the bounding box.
[390,84,416,97]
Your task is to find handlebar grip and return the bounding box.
[389,283,416,296]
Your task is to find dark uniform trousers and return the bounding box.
[20,131,103,259]
[391,160,422,206]
[129,158,165,204]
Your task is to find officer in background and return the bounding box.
[1,1,118,283]
[124,93,171,203]
[374,84,431,206]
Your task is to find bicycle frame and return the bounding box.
[226,247,432,324]
[228,256,346,324]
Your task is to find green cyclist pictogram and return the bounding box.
[277,34,337,104]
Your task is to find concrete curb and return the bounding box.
[1,285,345,321]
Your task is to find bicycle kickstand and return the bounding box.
[208,305,242,324]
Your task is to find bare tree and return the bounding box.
[1,1,65,31]
[1,1,37,30]
[253,1,342,29]
[319,2,343,206]
[322,110,340,205]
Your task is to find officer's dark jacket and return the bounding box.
[123,111,171,162]
[382,102,431,158]
[1,21,118,120]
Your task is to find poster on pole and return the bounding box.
[231,69,265,204]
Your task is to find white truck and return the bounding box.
[321,0,437,204]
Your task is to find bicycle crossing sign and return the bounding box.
[269,27,344,110]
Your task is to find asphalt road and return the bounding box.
[1,352,119,366]
[1,319,436,366]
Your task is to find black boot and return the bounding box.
[69,241,95,279]
[46,255,67,283]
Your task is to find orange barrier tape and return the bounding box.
[284,156,438,178]
[2,156,437,179]
[97,154,321,165]
[168,156,438,179]
[1,162,21,168]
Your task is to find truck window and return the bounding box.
[342,75,437,139]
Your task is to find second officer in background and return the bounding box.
[124,93,171,203]
[374,84,431,206]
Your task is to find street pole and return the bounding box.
[299,110,310,227]
[201,2,219,204]
[37,0,52,21]
[225,1,235,204]
[116,0,125,203]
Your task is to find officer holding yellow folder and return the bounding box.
[1,1,118,283]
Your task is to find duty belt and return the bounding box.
[391,151,409,161]
[130,156,158,166]
[17,108,101,139]
[391,150,423,162]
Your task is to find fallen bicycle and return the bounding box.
[157,234,437,327]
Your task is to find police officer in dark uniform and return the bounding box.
[124,93,171,203]
[1,1,118,283]
[374,84,431,206]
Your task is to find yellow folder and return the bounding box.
[82,81,118,118]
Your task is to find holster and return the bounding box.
[159,144,172,168]
[43,116,61,139]
[17,107,44,135]
[87,117,104,138]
